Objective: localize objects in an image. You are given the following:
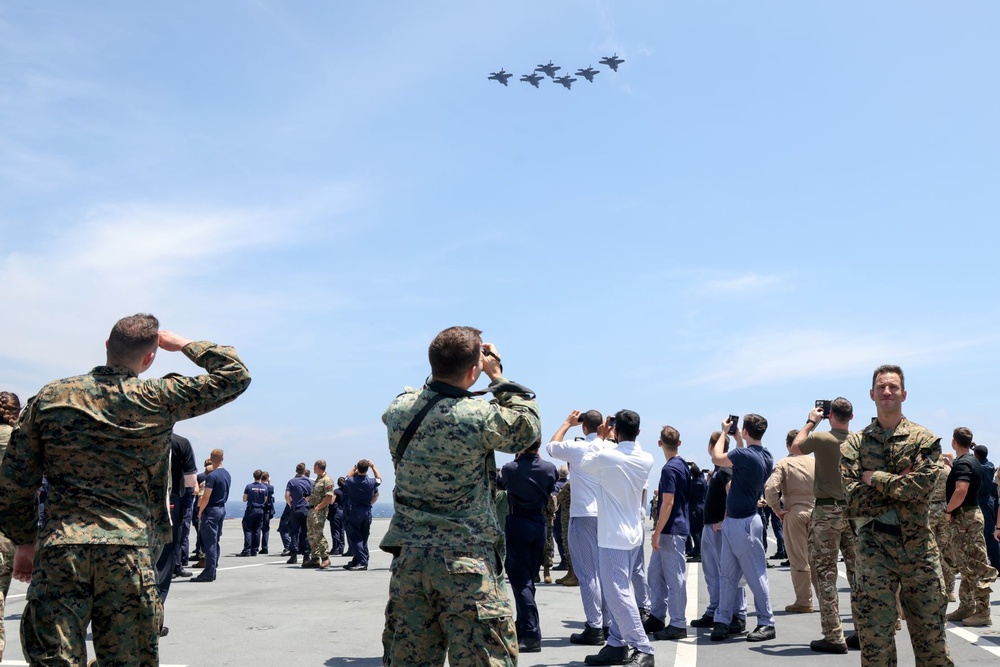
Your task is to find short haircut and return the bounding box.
[786,429,799,447]
[295,462,307,475]
[261,471,270,482]
[253,469,263,481]
[525,439,541,453]
[974,445,989,463]
[337,476,346,486]
[580,410,603,432]
[204,459,213,468]
[314,459,327,471]
[210,448,224,463]
[0,391,21,427]
[357,459,370,473]
[615,409,640,442]
[428,326,482,381]
[659,426,680,449]
[107,314,159,365]
[710,430,730,454]
[872,364,905,390]
[690,461,702,476]
[831,397,853,421]
[953,427,974,449]
[558,465,568,478]
[743,413,767,440]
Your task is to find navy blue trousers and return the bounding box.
[289,507,310,556]
[199,506,226,578]
[345,510,372,567]
[504,513,546,640]
[242,508,264,555]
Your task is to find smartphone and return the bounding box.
[577,414,584,423]
[815,400,832,419]
[608,417,616,429]
[727,415,739,435]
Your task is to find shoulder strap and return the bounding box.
[393,393,449,467]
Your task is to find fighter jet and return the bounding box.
[534,61,561,78]
[488,69,513,86]
[553,75,577,90]
[520,73,544,88]
[575,66,600,83]
[599,53,625,72]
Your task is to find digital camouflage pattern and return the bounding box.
[381,376,539,666]
[307,472,335,562]
[808,503,857,642]
[543,492,556,571]
[0,340,250,667]
[842,418,952,667]
[0,423,11,659]
[929,468,955,598]
[943,507,997,614]
[383,547,516,667]
[557,479,574,578]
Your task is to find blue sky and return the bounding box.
[2,1,999,495]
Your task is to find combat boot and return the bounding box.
[946,604,973,622]
[544,564,551,583]
[558,573,580,586]
[961,605,992,627]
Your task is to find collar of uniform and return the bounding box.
[424,380,475,398]
[91,365,137,378]
[863,416,911,442]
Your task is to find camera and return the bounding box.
[727,415,739,435]
[608,416,616,429]
[815,400,832,419]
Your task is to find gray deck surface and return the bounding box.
[2,518,999,665]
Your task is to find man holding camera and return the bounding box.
[791,397,857,653]
[343,458,381,571]
[380,326,540,667]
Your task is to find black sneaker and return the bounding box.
[584,644,630,666]
[710,622,730,641]
[652,625,688,641]
[690,614,714,628]
[810,638,848,654]
[642,615,665,634]
[746,625,775,642]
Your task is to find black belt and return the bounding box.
[871,520,902,537]
[815,498,845,506]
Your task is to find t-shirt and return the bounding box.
[726,445,773,520]
[168,434,198,498]
[798,429,849,500]
[244,481,269,511]
[947,453,982,509]
[658,455,691,536]
[704,467,732,525]
[286,475,314,511]
[204,468,232,508]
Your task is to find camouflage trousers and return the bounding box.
[306,507,330,562]
[851,525,952,667]
[22,544,162,667]
[382,546,516,667]
[0,534,14,658]
[807,503,857,643]
[928,502,954,596]
[943,508,998,612]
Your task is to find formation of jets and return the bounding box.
[488,54,625,90]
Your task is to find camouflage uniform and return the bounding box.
[543,492,556,577]
[943,455,998,617]
[556,480,575,580]
[928,468,954,599]
[0,341,251,667]
[306,472,335,563]
[380,377,540,667]
[842,418,953,667]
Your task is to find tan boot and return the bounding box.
[946,605,972,622]
[544,564,551,583]
[558,573,580,586]
[961,604,993,627]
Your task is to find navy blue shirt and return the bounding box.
[244,481,269,511]
[688,473,707,509]
[498,453,557,513]
[204,468,232,508]
[286,475,314,511]
[726,445,774,519]
[344,475,381,514]
[658,455,691,536]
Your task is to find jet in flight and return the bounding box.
[553,75,577,90]
[575,66,599,83]
[599,53,625,72]
[488,69,513,86]
[520,73,544,88]
[534,61,561,78]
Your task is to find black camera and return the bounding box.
[727,415,739,435]
[816,400,832,419]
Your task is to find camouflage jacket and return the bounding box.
[841,416,943,544]
[0,424,11,461]
[309,472,335,507]
[380,377,540,552]
[0,341,251,548]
